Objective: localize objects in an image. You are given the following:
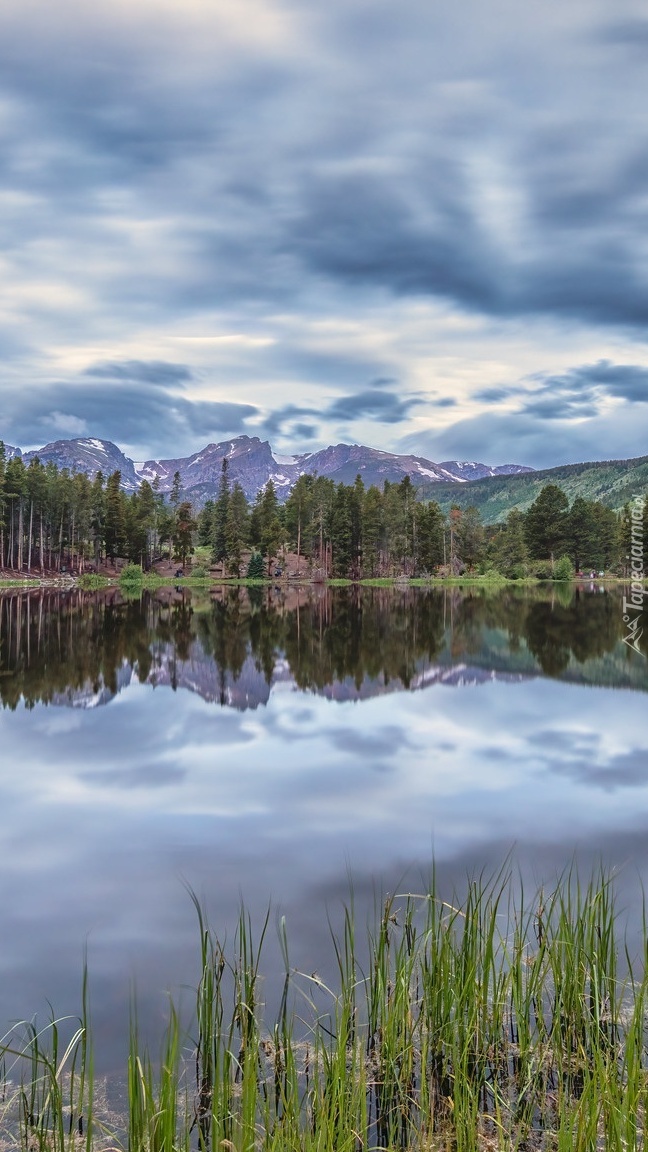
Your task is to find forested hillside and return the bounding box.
[422,455,648,523]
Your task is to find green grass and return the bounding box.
[77,574,111,590]
[0,578,41,588]
[3,571,630,593]
[2,866,648,1150]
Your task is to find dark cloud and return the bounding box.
[256,378,422,444]
[0,0,646,332]
[182,400,259,436]
[600,19,648,46]
[295,177,494,305]
[85,361,193,386]
[0,0,647,464]
[536,361,648,405]
[327,724,418,758]
[259,403,320,438]
[5,380,258,457]
[293,422,318,439]
[79,764,187,789]
[400,357,648,466]
[398,405,648,470]
[471,359,648,425]
[474,387,513,403]
[520,397,600,421]
[371,377,398,389]
[326,386,421,424]
[531,728,599,754]
[546,748,648,792]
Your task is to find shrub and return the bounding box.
[120,563,144,584]
[553,554,575,581]
[508,563,527,580]
[532,559,554,579]
[78,573,109,590]
[246,552,265,580]
[480,567,506,582]
[190,565,208,579]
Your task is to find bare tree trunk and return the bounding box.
[27,500,33,572]
[17,500,24,571]
[9,500,14,569]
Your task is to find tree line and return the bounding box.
[1,442,644,577]
[0,446,196,573]
[200,465,644,579]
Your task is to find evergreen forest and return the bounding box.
[0,444,645,579]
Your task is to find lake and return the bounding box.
[0,582,647,1071]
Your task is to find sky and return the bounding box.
[0,0,647,468]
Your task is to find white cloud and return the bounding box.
[42,411,89,436]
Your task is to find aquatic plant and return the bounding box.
[2,866,647,1150]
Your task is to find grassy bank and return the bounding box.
[2,867,647,1151]
[63,572,628,593]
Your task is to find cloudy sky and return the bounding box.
[1,0,647,467]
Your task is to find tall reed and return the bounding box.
[2,866,647,1151]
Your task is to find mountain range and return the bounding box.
[2,434,532,504]
[4,434,645,522]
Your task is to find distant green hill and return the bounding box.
[417,455,648,523]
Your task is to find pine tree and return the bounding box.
[329,484,354,577]
[104,471,126,563]
[90,471,105,566]
[361,486,384,575]
[490,509,528,577]
[212,458,230,564]
[284,474,314,571]
[170,470,182,509]
[4,456,27,570]
[258,480,282,575]
[246,551,265,579]
[524,484,569,563]
[565,497,598,571]
[172,500,197,568]
[198,500,215,546]
[225,482,249,575]
[457,505,484,570]
[417,501,445,574]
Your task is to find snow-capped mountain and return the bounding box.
[134,437,294,499]
[22,437,141,489]
[134,438,532,500]
[438,461,534,482]
[5,433,533,502]
[296,444,463,486]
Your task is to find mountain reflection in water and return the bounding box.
[0,583,645,710]
[0,583,648,1073]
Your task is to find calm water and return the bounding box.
[0,583,647,1069]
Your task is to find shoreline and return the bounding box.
[0,572,629,591]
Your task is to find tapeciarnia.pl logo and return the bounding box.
[622,494,646,656]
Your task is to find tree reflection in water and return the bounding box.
[0,583,645,711]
